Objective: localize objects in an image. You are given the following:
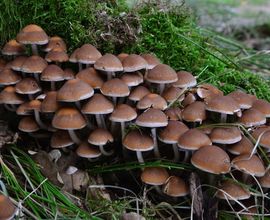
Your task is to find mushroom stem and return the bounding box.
[95,114,103,128]
[100,115,107,129]
[121,122,125,141]
[4,104,16,112]
[84,115,95,129]
[136,151,144,163]
[75,101,81,109]
[220,113,227,123]
[33,73,40,82]
[78,63,83,71]
[28,94,34,100]
[68,130,81,145]
[172,143,180,162]
[151,128,160,158]
[183,150,190,162]
[154,185,163,195]
[159,83,165,95]
[34,109,47,129]
[112,97,117,105]
[51,81,56,91]
[31,44,39,55]
[99,145,114,156]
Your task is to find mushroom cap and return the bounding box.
[251,126,270,149]
[162,86,184,103]
[163,176,189,197]
[15,77,41,94]
[10,56,28,71]
[216,180,250,200]
[88,128,114,145]
[100,78,130,97]
[205,95,240,115]
[191,145,231,174]
[43,36,67,52]
[94,53,123,72]
[2,39,25,55]
[117,53,129,62]
[76,142,101,158]
[141,167,169,186]
[0,86,24,104]
[76,44,102,64]
[52,107,87,130]
[227,90,253,109]
[209,127,242,144]
[27,99,41,111]
[76,67,104,89]
[137,93,167,110]
[182,101,206,123]
[63,68,75,80]
[197,83,223,101]
[16,24,49,45]
[51,130,74,148]
[141,53,161,69]
[238,108,266,127]
[232,154,265,177]
[82,93,114,115]
[164,107,182,121]
[146,64,178,84]
[21,55,48,73]
[227,136,253,155]
[16,102,32,115]
[0,194,16,220]
[173,71,197,88]
[128,86,150,102]
[120,72,144,87]
[178,129,212,150]
[182,92,197,107]
[158,121,189,144]
[0,68,21,85]
[259,169,270,188]
[0,59,6,72]
[123,130,154,152]
[41,91,60,113]
[122,54,148,72]
[252,99,270,117]
[41,64,65,82]
[45,49,69,63]
[110,104,137,122]
[136,108,168,128]
[69,48,80,63]
[18,116,39,132]
[57,79,94,102]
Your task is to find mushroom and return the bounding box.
[76,142,101,160]
[163,176,189,197]
[161,86,184,103]
[227,136,254,155]
[128,85,150,104]
[181,101,206,126]
[251,126,270,150]
[227,90,253,110]
[238,108,266,127]
[209,127,242,145]
[76,67,104,90]
[41,64,65,90]
[45,49,69,65]
[172,71,197,89]
[120,71,144,90]
[0,86,24,111]
[0,194,16,220]
[141,53,161,70]
[137,93,167,110]
[0,68,22,86]
[2,39,25,56]
[164,107,182,121]
[51,130,74,149]
[259,168,270,188]
[10,56,27,73]
[43,36,67,52]
[252,99,270,118]
[15,77,41,100]
[122,54,148,73]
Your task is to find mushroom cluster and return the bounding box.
[1,24,270,218]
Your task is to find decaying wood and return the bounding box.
[0,120,18,148]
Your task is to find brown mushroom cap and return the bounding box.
[123,130,154,151]
[0,86,24,105]
[63,68,75,80]
[16,102,32,115]
[76,67,104,89]
[238,108,266,127]
[21,55,48,73]
[117,53,129,62]
[100,78,130,97]
[10,56,28,71]
[110,104,137,122]
[122,54,148,72]
[136,108,168,127]
[0,68,21,85]
[259,169,270,188]
[182,101,206,123]
[0,194,16,220]
[141,167,169,186]
[173,71,197,88]
[209,127,242,144]
[69,48,80,63]
[182,92,197,107]
[251,126,270,149]
[15,77,41,94]
[88,128,114,145]
[163,176,189,197]
[45,49,69,63]
[43,36,67,52]
[82,93,114,114]
[41,91,60,113]
[52,107,87,130]
[57,79,94,102]
[205,95,240,115]
[137,93,167,110]
[232,154,265,177]
[146,64,178,84]
[197,83,223,101]
[128,86,150,102]
[41,64,65,82]
[162,86,184,103]
[94,53,123,72]
[76,142,101,158]
[178,129,212,150]
[141,53,161,69]
[227,136,253,155]
[0,59,6,72]
[158,121,189,144]
[76,44,102,64]
[51,130,74,148]
[216,180,250,200]
[191,145,231,174]
[121,72,144,87]
[252,99,270,117]
[16,24,49,45]
[164,107,182,121]
[18,116,39,132]
[227,90,253,109]
[2,39,25,55]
